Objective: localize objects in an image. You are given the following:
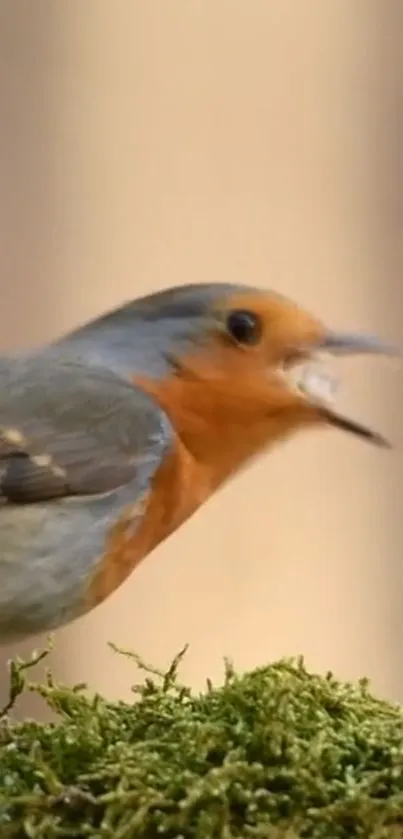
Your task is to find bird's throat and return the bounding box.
[84,368,317,615]
[133,370,313,489]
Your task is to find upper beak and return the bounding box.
[310,330,398,448]
[321,331,398,358]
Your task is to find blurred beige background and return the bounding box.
[0,1,402,716]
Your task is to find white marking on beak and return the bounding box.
[299,364,339,405]
[281,361,339,407]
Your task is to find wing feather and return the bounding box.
[0,357,172,505]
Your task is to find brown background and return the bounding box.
[0,1,402,716]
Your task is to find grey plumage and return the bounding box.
[0,356,171,502]
[50,283,262,378]
[0,355,172,639]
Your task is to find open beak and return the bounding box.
[293,331,398,448]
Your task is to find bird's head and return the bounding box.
[58,283,397,468]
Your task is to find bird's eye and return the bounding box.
[226,309,262,345]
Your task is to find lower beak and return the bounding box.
[301,330,398,448]
[318,408,391,448]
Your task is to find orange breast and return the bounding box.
[84,432,212,611]
[83,345,314,613]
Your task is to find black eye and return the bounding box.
[226,309,262,345]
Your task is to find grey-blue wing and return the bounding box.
[0,356,173,505]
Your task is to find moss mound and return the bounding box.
[0,643,403,838]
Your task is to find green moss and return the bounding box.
[0,643,403,838]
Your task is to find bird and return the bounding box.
[0,282,397,642]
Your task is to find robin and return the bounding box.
[0,282,396,641]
